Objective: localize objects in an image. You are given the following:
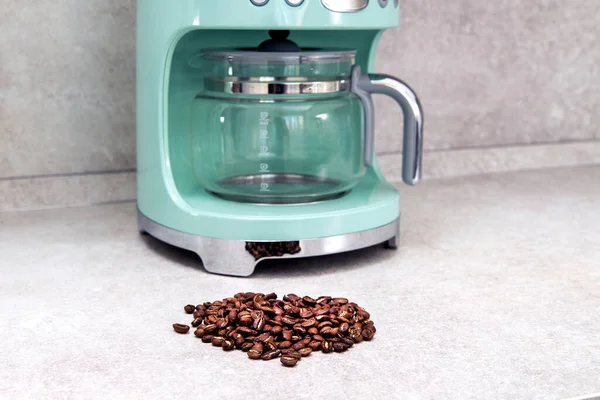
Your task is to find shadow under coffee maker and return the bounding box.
[136,0,424,276]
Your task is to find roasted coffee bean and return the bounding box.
[282,330,293,341]
[328,307,339,315]
[264,337,278,351]
[338,315,351,323]
[252,311,266,331]
[317,321,332,329]
[364,321,377,333]
[300,317,317,328]
[248,343,264,360]
[184,305,196,314]
[314,307,329,316]
[320,326,333,336]
[254,333,271,343]
[316,296,332,304]
[281,316,298,325]
[260,306,275,314]
[201,334,214,343]
[348,326,362,341]
[264,292,278,301]
[330,327,340,336]
[216,318,228,329]
[312,334,325,342]
[206,315,218,324]
[302,296,317,305]
[195,304,205,311]
[261,349,281,361]
[217,328,227,336]
[298,347,312,357]
[293,325,306,334]
[321,341,333,353]
[357,309,371,320]
[235,336,246,349]
[299,308,314,318]
[280,349,302,359]
[263,324,273,332]
[237,326,257,336]
[315,316,331,324]
[227,309,238,323]
[238,314,253,326]
[271,326,283,336]
[246,336,256,342]
[362,328,375,341]
[211,336,225,347]
[280,355,299,367]
[301,336,312,346]
[340,336,354,347]
[339,322,349,333]
[226,327,237,338]
[193,310,205,319]
[191,318,203,328]
[278,340,292,349]
[222,339,235,351]
[194,327,205,338]
[308,341,322,351]
[292,342,305,351]
[333,342,349,352]
[273,305,284,316]
[173,324,190,334]
[283,293,300,302]
[291,335,302,342]
[332,297,349,305]
[240,341,254,352]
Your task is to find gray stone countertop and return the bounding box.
[1,166,599,400]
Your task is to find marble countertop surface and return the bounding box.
[1,166,599,400]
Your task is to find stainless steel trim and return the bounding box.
[138,209,400,277]
[219,76,345,83]
[204,79,349,95]
[321,0,369,13]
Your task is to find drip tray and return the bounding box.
[208,173,350,204]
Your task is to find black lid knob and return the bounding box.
[257,30,301,52]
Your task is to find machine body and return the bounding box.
[136,0,423,276]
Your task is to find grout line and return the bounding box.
[0,169,137,182]
[377,138,600,156]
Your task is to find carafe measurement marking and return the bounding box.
[259,112,271,192]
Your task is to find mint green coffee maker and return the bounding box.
[137,0,424,277]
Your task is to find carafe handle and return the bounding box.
[351,65,424,185]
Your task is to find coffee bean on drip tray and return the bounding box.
[172,293,376,367]
[245,242,302,260]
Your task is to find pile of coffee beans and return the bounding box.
[172,292,376,367]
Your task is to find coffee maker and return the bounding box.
[136,0,423,277]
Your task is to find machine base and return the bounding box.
[138,209,399,277]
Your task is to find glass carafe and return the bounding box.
[190,50,423,204]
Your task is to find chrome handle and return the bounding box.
[351,65,424,185]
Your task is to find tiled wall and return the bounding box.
[1,0,599,211]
